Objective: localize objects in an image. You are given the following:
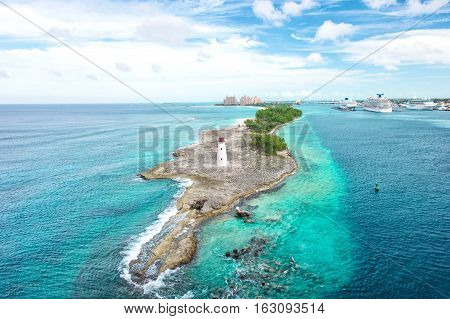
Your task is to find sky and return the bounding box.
[0,0,449,103]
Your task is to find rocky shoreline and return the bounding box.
[129,120,298,284]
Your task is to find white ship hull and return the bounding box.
[363,106,392,113]
[406,104,434,111]
[363,94,392,113]
[342,102,357,108]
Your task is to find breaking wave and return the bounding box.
[119,178,193,290]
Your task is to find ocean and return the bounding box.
[0,103,448,298]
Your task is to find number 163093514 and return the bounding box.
[254,302,325,314]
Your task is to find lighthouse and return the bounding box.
[217,137,228,167]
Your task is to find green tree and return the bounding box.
[246,105,302,155]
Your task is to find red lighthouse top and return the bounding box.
[218,137,225,143]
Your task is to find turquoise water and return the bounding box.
[0,103,449,298]
[181,120,355,298]
[0,104,256,298]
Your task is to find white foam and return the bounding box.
[142,268,180,295]
[180,290,195,299]
[119,178,193,287]
[233,117,251,128]
[132,176,145,183]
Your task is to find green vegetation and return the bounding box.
[245,104,302,155]
[251,134,287,155]
[245,105,302,133]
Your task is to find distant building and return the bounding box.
[240,95,252,106]
[224,95,262,106]
[252,96,261,104]
[224,96,238,105]
[235,95,262,106]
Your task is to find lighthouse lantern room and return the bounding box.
[217,137,228,167]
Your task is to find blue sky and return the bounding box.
[0,0,449,103]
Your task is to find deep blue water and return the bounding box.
[0,103,449,298]
[306,107,450,298]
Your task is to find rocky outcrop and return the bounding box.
[130,123,298,285]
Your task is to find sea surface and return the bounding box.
[0,103,449,298]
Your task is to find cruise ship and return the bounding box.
[405,98,436,111]
[337,98,357,111]
[363,94,392,113]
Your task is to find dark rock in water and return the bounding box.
[265,267,275,273]
[190,199,207,210]
[225,237,269,261]
[274,284,287,292]
[264,217,280,223]
[172,149,187,157]
[235,207,252,219]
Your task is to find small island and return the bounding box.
[130,105,302,284]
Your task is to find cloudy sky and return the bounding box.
[0,0,449,103]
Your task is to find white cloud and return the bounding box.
[282,0,318,16]
[404,0,449,16]
[0,0,233,46]
[86,74,98,81]
[196,50,212,62]
[7,0,447,102]
[362,0,397,10]
[252,0,318,26]
[115,63,131,72]
[314,20,357,42]
[252,0,287,27]
[151,64,162,73]
[223,35,264,48]
[0,36,354,103]
[343,29,450,70]
[135,14,231,46]
[3,1,340,102]
[0,70,9,78]
[306,52,326,64]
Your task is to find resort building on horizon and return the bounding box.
[223,95,262,106]
[240,95,262,106]
[223,96,238,105]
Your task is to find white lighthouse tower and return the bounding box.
[217,137,228,167]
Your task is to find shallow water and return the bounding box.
[0,103,256,298]
[0,103,449,298]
